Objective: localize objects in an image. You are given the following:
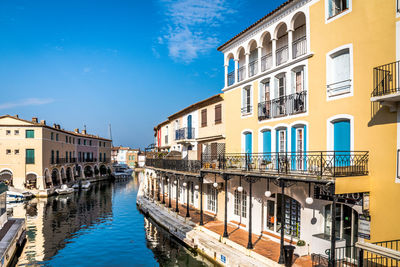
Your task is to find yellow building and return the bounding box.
[216,0,399,261]
[0,115,112,194]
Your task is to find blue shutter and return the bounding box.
[245,133,252,154]
[263,131,271,162]
[291,127,296,170]
[334,120,350,166]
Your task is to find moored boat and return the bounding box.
[55,184,74,195]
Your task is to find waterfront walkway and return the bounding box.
[160,195,312,267]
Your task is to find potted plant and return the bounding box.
[295,240,308,256]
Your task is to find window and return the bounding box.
[25,130,34,138]
[103,153,106,161]
[279,130,286,153]
[242,87,252,114]
[69,137,72,143]
[293,70,304,93]
[234,189,247,218]
[6,130,10,135]
[327,47,352,97]
[65,136,68,143]
[259,81,271,120]
[84,140,87,145]
[215,104,222,124]
[15,149,19,155]
[328,0,349,18]
[78,139,81,145]
[201,109,207,127]
[6,149,11,155]
[296,128,304,169]
[100,153,102,161]
[26,149,35,164]
[65,151,68,161]
[56,134,59,141]
[14,130,19,135]
[51,150,54,163]
[56,150,59,161]
[89,140,92,146]
[51,132,54,140]
[99,141,102,147]
[207,184,217,213]
[78,152,82,162]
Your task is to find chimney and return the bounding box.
[32,117,38,123]
[15,115,19,118]
[82,129,87,135]
[40,120,46,125]
[74,128,79,133]
[53,123,57,128]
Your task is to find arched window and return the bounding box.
[234,189,247,218]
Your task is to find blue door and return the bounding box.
[245,133,252,154]
[187,115,192,139]
[263,130,271,163]
[334,120,350,166]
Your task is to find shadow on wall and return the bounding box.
[368,102,397,127]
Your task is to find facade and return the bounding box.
[126,149,140,168]
[154,94,225,160]
[0,115,112,191]
[111,146,130,164]
[144,0,400,266]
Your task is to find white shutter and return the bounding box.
[242,88,246,108]
[259,83,265,103]
[274,78,279,99]
[333,50,350,83]
[291,71,295,94]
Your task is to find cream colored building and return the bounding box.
[0,115,112,192]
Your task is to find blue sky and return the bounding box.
[0,0,286,148]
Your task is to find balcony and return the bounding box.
[145,151,369,179]
[370,60,400,103]
[248,60,258,77]
[175,127,195,141]
[260,53,272,72]
[276,45,288,66]
[292,36,307,59]
[260,91,306,120]
[227,70,235,86]
[238,66,246,82]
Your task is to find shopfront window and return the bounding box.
[207,184,217,213]
[234,189,247,218]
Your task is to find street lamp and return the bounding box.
[265,178,271,197]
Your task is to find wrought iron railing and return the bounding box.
[238,66,246,82]
[270,91,307,119]
[258,100,271,120]
[241,105,253,115]
[276,45,288,66]
[261,53,272,72]
[292,36,307,59]
[248,60,258,77]
[374,239,400,252]
[145,158,201,173]
[203,151,368,177]
[227,70,235,86]
[175,127,195,140]
[371,60,400,97]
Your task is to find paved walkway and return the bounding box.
[155,194,312,267]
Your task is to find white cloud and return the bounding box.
[0,98,55,110]
[159,0,237,63]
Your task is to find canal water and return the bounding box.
[10,172,215,267]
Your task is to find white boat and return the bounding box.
[112,164,133,179]
[55,184,74,195]
[72,181,91,190]
[6,191,24,203]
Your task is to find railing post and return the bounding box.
[358,248,364,267]
[333,151,336,177]
[320,152,323,177]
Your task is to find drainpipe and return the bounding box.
[175,176,179,213]
[186,180,190,217]
[330,184,337,267]
[168,176,172,208]
[162,175,165,204]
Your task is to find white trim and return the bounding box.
[326,114,354,151]
[241,84,254,118]
[25,171,39,177]
[325,0,352,24]
[273,123,289,153]
[0,168,13,175]
[289,120,310,152]
[326,43,354,101]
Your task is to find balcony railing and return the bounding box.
[261,53,272,72]
[269,91,307,119]
[258,100,271,120]
[371,60,400,98]
[248,60,258,77]
[292,36,307,59]
[146,158,201,173]
[227,70,235,86]
[175,127,195,140]
[241,105,253,115]
[276,45,288,66]
[51,158,77,164]
[238,66,246,82]
[204,151,369,177]
[145,151,369,178]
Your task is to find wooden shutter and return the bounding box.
[201,109,207,127]
[215,104,222,124]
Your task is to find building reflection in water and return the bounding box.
[11,181,114,266]
[143,216,216,267]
